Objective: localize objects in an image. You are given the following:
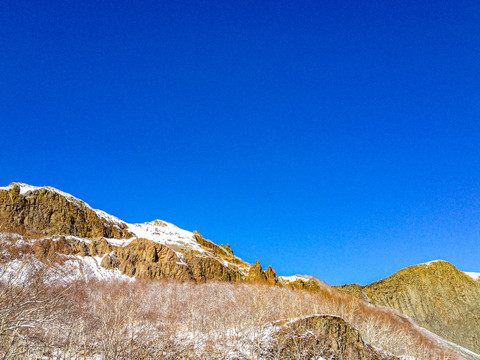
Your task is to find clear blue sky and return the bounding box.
[1,1,479,285]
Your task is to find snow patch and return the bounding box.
[280,275,312,283]
[465,272,480,281]
[126,221,209,254]
[0,255,133,285]
[0,183,43,195]
[0,232,24,241]
[93,209,125,226]
[57,255,134,282]
[423,259,444,266]
[0,258,42,284]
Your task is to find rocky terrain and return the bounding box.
[261,315,401,360]
[0,182,281,284]
[0,182,477,360]
[337,260,480,355]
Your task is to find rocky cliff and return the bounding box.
[0,183,133,238]
[336,260,480,354]
[0,183,276,283]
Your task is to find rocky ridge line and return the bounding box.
[0,183,282,284]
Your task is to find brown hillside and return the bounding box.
[336,260,480,354]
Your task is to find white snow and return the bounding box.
[423,259,444,266]
[0,255,133,285]
[0,258,41,284]
[93,209,125,225]
[0,232,23,241]
[280,275,312,283]
[56,255,133,282]
[0,182,81,201]
[0,183,42,195]
[49,235,92,244]
[126,220,208,254]
[465,272,480,281]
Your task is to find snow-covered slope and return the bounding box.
[465,272,480,281]
[0,251,132,284]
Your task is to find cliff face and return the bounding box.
[337,260,480,354]
[0,183,133,238]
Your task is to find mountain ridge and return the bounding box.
[0,182,306,286]
[1,182,478,359]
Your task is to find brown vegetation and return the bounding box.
[0,259,463,360]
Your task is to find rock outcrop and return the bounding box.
[0,183,132,238]
[261,315,399,360]
[336,260,480,354]
[246,260,268,282]
[280,274,327,290]
[265,265,279,285]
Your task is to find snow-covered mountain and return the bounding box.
[0,182,283,283]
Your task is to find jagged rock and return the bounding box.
[246,261,280,284]
[22,235,245,282]
[193,231,228,256]
[185,252,243,282]
[290,278,322,290]
[0,184,253,283]
[32,236,87,261]
[336,260,480,354]
[111,238,193,280]
[88,238,112,256]
[261,315,399,360]
[265,265,279,285]
[247,260,268,282]
[101,254,120,269]
[220,243,233,255]
[192,231,248,268]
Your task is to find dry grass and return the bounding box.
[0,236,465,359]
[0,275,464,359]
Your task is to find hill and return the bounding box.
[336,260,480,354]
